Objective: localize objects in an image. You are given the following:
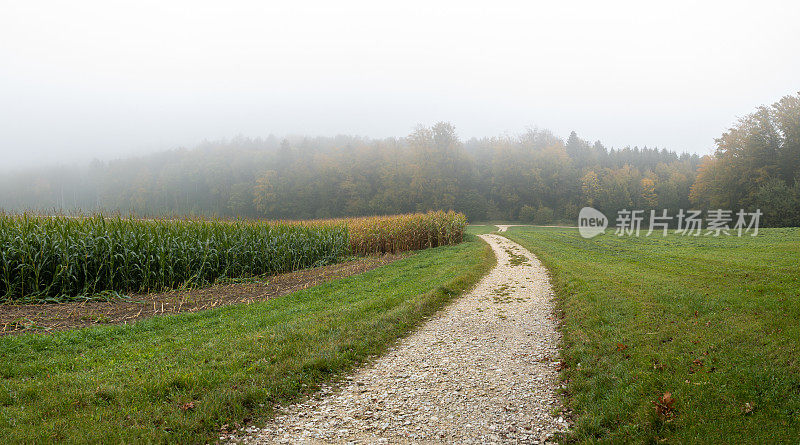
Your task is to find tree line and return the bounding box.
[1,92,798,227]
[690,93,800,226]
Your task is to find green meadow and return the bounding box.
[0,235,493,443]
[503,227,800,443]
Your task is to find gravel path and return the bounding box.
[234,234,565,444]
[495,225,578,232]
[495,225,522,232]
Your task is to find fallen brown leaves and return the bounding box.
[654,392,676,419]
[689,358,704,373]
[180,401,195,411]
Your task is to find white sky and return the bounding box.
[1,0,799,169]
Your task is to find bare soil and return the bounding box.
[0,255,404,336]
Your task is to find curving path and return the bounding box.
[235,234,565,444]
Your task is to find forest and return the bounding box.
[1,92,798,226]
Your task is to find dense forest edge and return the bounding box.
[2,92,798,226]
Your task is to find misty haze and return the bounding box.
[1,1,798,444]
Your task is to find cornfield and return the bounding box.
[0,214,348,302]
[345,211,467,255]
[0,211,466,302]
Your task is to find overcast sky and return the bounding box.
[1,0,799,170]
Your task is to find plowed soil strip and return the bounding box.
[0,255,403,336]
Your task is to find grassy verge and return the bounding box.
[466,224,497,235]
[502,227,800,443]
[0,234,494,443]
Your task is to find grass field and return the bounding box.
[0,234,494,443]
[502,227,800,443]
[465,224,498,235]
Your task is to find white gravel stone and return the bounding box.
[233,234,566,444]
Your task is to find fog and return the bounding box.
[1,0,799,170]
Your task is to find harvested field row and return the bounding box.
[1,254,404,335]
